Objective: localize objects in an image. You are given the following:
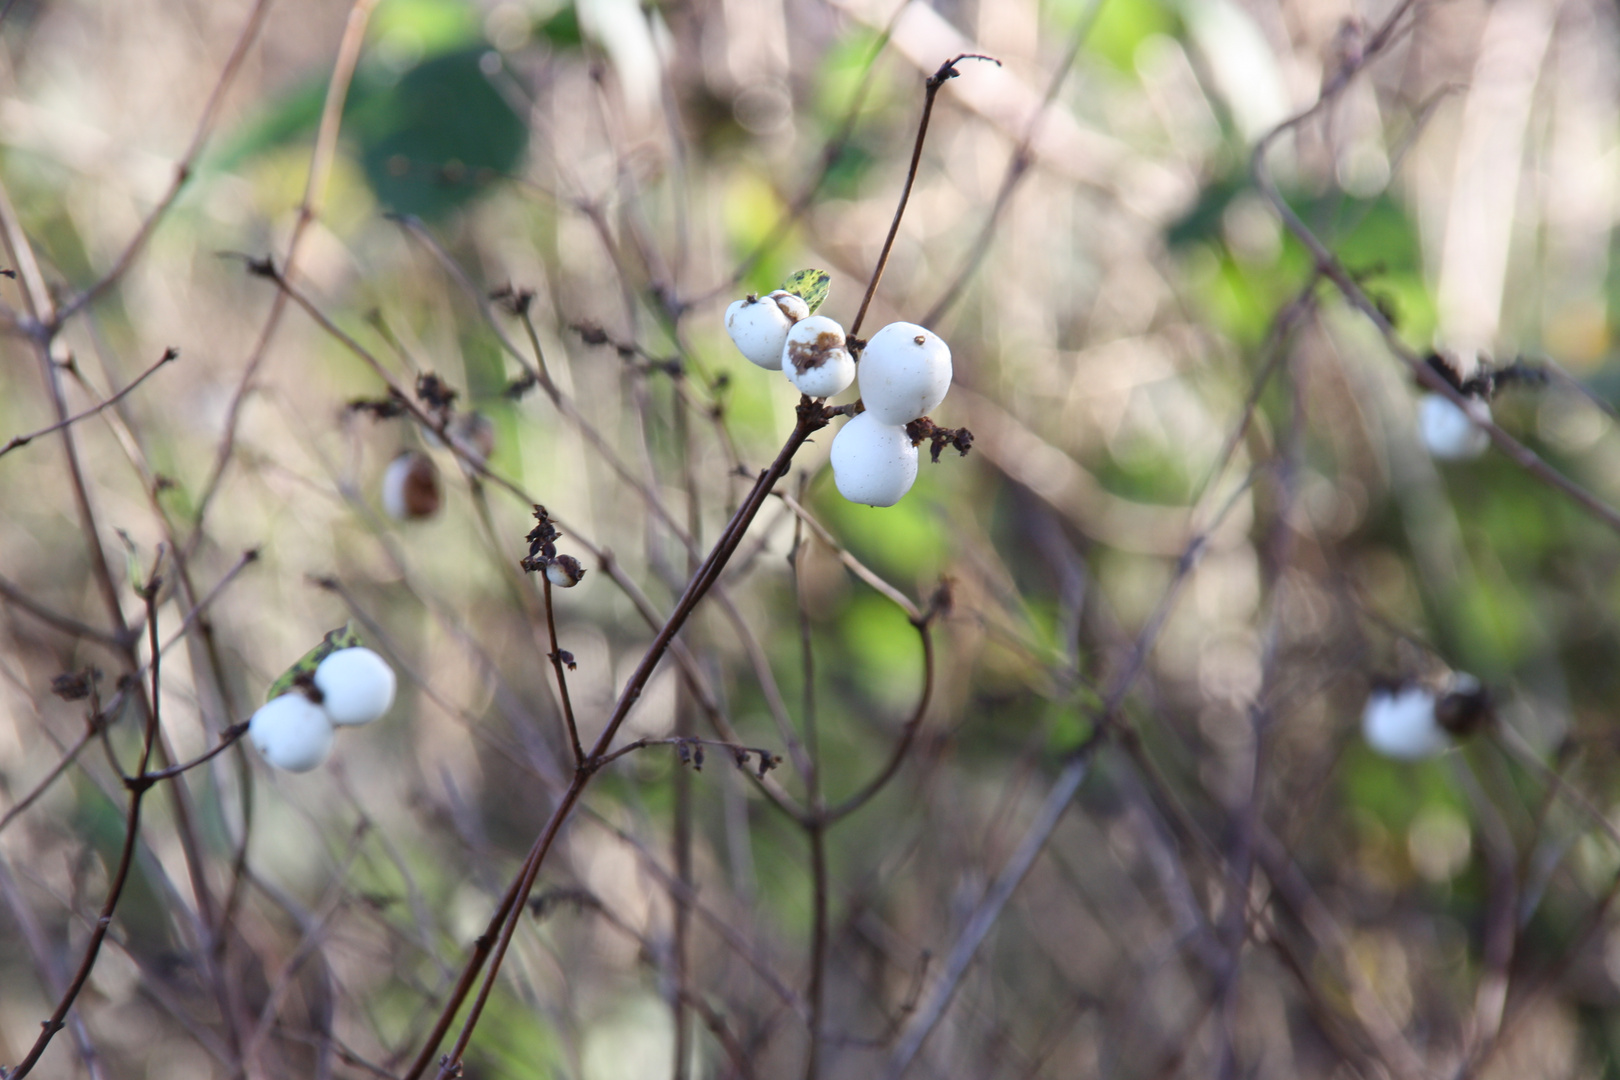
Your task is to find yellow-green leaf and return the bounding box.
[778,269,831,315]
[266,623,364,702]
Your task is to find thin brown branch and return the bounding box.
[1251,2,1620,538]
[187,0,381,546]
[0,348,178,459]
[6,585,167,1078]
[541,574,586,766]
[922,2,1102,328]
[883,747,1094,1079]
[849,54,999,339]
[53,0,275,324]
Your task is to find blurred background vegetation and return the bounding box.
[3,0,1620,1077]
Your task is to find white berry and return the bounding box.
[726,294,796,370]
[1418,393,1490,461]
[314,647,397,727]
[769,289,810,322]
[383,451,442,520]
[1362,684,1449,760]
[782,315,855,398]
[249,693,335,772]
[829,412,919,507]
[546,555,586,588]
[857,321,952,425]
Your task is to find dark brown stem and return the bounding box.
[51,0,274,324]
[414,401,829,1078]
[138,723,250,783]
[849,54,999,339]
[922,3,1102,328]
[825,616,937,823]
[542,575,585,765]
[0,571,128,648]
[804,822,829,1080]
[7,590,167,1079]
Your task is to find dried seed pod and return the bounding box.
[382,451,442,520]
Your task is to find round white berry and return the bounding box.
[726,294,796,370]
[546,555,586,588]
[383,451,442,520]
[249,693,335,772]
[829,412,919,507]
[1362,684,1449,760]
[1418,393,1490,461]
[313,647,397,727]
[768,289,810,322]
[782,315,855,398]
[857,322,952,425]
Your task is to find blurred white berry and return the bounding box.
[857,321,952,425]
[314,647,397,727]
[1362,684,1449,760]
[383,451,442,520]
[449,411,497,464]
[782,315,855,398]
[830,412,919,507]
[726,293,801,370]
[546,554,586,588]
[248,693,335,772]
[1418,393,1490,461]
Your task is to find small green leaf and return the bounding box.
[778,269,831,315]
[266,623,364,702]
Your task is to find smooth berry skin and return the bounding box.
[857,321,952,425]
[1362,685,1448,760]
[314,647,397,727]
[249,693,336,772]
[829,412,919,507]
[782,315,856,398]
[1418,393,1490,461]
[726,294,797,369]
[768,289,810,322]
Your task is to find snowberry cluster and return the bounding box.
[830,322,952,507]
[248,646,397,772]
[724,273,959,508]
[1361,672,1489,760]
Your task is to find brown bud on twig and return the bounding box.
[1435,676,1492,737]
[414,372,459,412]
[51,670,96,702]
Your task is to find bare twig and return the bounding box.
[0,348,178,459]
[883,747,1094,1079]
[7,585,168,1078]
[849,54,1000,339]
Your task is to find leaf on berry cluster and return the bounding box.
[266,622,364,702]
[779,269,831,315]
